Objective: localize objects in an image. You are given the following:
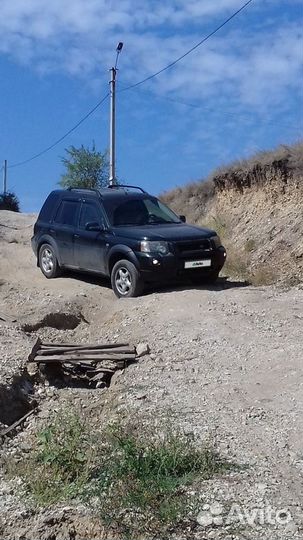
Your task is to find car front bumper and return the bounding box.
[135,246,227,281]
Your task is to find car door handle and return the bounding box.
[74,234,80,239]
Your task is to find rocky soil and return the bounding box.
[0,210,303,539]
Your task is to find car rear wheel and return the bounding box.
[39,243,61,279]
[111,259,143,298]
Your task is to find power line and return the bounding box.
[8,92,109,169]
[6,0,255,170]
[124,87,303,132]
[120,0,255,92]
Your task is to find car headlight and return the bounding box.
[211,235,222,248]
[140,240,169,255]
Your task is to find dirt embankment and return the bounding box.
[162,143,303,285]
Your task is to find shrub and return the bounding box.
[8,411,232,538]
[0,191,20,212]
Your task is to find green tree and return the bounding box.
[59,144,109,189]
[0,191,20,212]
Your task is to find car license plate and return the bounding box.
[185,259,211,269]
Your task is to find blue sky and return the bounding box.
[0,0,302,212]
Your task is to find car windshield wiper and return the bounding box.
[148,219,172,224]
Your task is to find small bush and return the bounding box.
[244,239,257,253]
[0,191,20,212]
[249,265,275,286]
[11,412,95,505]
[223,249,250,282]
[9,411,232,538]
[92,423,228,535]
[200,215,228,240]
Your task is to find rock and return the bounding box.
[136,343,150,357]
[197,510,213,527]
[136,393,147,400]
[210,501,224,516]
[284,520,298,534]
[26,362,38,377]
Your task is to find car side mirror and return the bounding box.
[179,215,186,223]
[85,221,104,232]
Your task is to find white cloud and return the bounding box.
[0,0,302,113]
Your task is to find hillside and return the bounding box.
[162,142,303,285]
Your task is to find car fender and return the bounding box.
[36,235,62,267]
[107,244,139,274]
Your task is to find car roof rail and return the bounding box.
[107,184,147,194]
[66,187,103,198]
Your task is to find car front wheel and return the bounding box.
[111,259,143,298]
[39,243,61,279]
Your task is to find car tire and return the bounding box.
[39,243,62,279]
[111,259,144,298]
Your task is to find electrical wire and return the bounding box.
[8,92,109,169]
[5,0,255,169]
[120,0,254,92]
[123,86,303,132]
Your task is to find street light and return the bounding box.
[109,42,124,186]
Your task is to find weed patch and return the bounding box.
[8,411,232,538]
[244,239,257,253]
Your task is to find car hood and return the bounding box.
[112,223,216,242]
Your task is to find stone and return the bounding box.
[26,362,38,377]
[197,511,213,527]
[210,501,224,516]
[136,343,150,357]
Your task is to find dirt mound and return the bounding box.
[161,143,303,284]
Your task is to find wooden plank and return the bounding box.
[70,362,97,370]
[86,368,116,376]
[36,346,135,356]
[40,342,130,349]
[0,408,38,437]
[28,337,42,362]
[33,354,134,364]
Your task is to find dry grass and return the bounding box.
[211,142,303,178]
[161,142,303,212]
[249,266,276,286]
[244,239,257,253]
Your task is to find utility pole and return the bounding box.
[2,160,7,194]
[109,42,123,186]
[109,67,116,186]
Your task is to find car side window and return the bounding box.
[54,200,79,227]
[79,202,102,230]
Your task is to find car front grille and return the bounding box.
[174,239,212,256]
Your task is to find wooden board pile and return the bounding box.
[27,338,137,388]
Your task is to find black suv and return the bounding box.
[31,185,226,297]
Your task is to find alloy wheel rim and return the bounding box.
[41,248,54,273]
[115,267,132,295]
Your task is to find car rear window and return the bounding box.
[38,192,60,222]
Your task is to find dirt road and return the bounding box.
[0,211,302,539]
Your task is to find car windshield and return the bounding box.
[103,197,181,227]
